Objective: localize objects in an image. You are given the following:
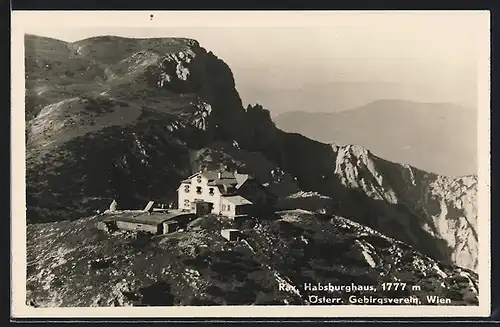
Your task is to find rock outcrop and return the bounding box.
[26,212,478,307]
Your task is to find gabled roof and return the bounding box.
[223,195,253,206]
[208,179,237,187]
[201,170,234,180]
[111,210,195,225]
[183,170,256,190]
[215,184,236,195]
[186,171,201,179]
[235,173,250,188]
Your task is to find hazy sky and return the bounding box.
[22,11,487,114]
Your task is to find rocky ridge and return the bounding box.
[27,211,478,307]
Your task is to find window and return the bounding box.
[184,185,190,193]
[227,205,231,211]
[209,187,214,196]
[196,186,202,195]
[197,175,202,183]
[184,199,190,207]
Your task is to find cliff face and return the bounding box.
[238,122,478,271]
[326,145,477,271]
[25,31,478,306]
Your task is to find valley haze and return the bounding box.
[274,100,477,177]
[11,10,490,319]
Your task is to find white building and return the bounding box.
[177,169,275,219]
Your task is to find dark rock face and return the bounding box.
[24,35,479,306]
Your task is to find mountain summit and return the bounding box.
[24,35,479,306]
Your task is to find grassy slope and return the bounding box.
[25,35,212,222]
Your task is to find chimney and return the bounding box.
[218,171,222,179]
[109,199,118,212]
[144,201,155,214]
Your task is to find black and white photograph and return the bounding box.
[11,10,491,318]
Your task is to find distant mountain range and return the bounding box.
[238,81,477,117]
[273,99,477,177]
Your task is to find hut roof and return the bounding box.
[112,210,194,225]
[223,195,253,206]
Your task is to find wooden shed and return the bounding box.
[221,228,241,242]
[115,215,164,234]
[111,210,197,235]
